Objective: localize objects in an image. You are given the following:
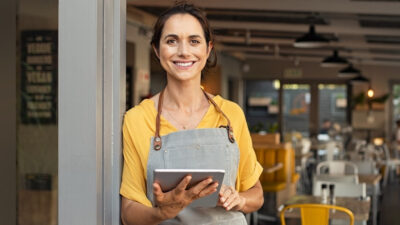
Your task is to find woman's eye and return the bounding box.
[191,39,200,44]
[166,39,176,44]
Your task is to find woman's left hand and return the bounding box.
[217,185,246,211]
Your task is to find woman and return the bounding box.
[120,3,263,225]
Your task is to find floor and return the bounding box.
[379,182,400,225]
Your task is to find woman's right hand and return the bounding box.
[153,175,218,220]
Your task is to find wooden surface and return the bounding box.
[253,142,292,150]
[283,195,370,221]
[359,174,382,185]
[18,190,57,225]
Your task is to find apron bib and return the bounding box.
[146,89,247,225]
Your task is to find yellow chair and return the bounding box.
[280,204,354,225]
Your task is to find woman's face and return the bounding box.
[155,13,212,82]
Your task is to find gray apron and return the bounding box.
[146,89,247,225]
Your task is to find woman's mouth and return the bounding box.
[173,61,195,69]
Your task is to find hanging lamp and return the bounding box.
[321,50,348,67]
[294,24,329,48]
[349,74,369,84]
[338,64,360,77]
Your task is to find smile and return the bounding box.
[173,61,195,68]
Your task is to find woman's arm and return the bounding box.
[121,197,164,225]
[218,180,263,214]
[121,175,219,225]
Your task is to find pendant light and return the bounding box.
[338,64,360,77]
[294,24,329,48]
[321,50,348,67]
[350,74,369,84]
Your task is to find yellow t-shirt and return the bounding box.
[120,95,263,207]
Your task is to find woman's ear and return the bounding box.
[207,41,213,58]
[152,44,160,59]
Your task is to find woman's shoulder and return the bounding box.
[124,98,156,122]
[213,96,245,119]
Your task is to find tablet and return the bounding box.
[153,169,225,208]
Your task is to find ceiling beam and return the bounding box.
[215,35,400,51]
[220,45,400,60]
[128,0,400,16]
[244,53,400,67]
[210,21,400,37]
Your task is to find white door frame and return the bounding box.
[59,0,125,224]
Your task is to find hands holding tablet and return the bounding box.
[153,175,219,220]
[218,185,246,211]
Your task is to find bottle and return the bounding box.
[329,184,336,205]
[321,184,328,204]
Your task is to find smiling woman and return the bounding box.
[120,3,264,225]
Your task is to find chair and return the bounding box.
[317,161,358,176]
[313,180,367,198]
[352,160,378,175]
[280,203,354,225]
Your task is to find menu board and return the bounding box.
[21,30,57,124]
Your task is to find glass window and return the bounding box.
[17,0,58,224]
[283,84,310,137]
[318,84,347,134]
[245,80,280,133]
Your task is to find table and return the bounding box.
[359,174,382,225]
[283,195,370,221]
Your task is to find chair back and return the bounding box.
[317,161,358,175]
[314,174,359,184]
[353,160,378,175]
[313,180,367,198]
[280,203,354,225]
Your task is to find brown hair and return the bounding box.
[150,2,217,71]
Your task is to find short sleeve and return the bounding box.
[120,113,152,207]
[235,108,263,191]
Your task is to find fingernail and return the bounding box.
[221,197,225,202]
[223,203,227,207]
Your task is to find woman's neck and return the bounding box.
[164,78,206,112]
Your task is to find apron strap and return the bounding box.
[153,88,165,150]
[201,89,235,143]
[153,88,235,151]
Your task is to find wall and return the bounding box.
[126,20,151,105]
[218,52,243,106]
[0,0,16,223]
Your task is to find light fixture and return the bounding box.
[294,24,329,48]
[338,64,360,77]
[321,50,348,67]
[367,87,374,98]
[349,74,369,84]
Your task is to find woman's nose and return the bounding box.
[177,42,189,56]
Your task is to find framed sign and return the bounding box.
[21,30,58,124]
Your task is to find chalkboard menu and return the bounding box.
[21,30,57,124]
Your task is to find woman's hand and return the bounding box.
[153,175,218,220]
[218,185,246,211]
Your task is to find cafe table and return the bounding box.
[281,195,370,221]
[359,174,382,225]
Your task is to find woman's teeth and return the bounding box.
[175,62,193,67]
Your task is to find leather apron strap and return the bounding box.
[153,88,235,150]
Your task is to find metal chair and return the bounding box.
[317,160,358,176]
[280,203,354,225]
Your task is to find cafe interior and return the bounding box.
[6,0,400,224]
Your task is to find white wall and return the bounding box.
[126,21,151,105]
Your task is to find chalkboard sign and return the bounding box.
[21,30,57,124]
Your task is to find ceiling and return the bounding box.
[128,0,400,67]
